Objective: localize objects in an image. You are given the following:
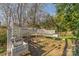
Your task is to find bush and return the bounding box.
[0,48,6,53]
[0,27,7,46]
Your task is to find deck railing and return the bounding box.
[21,28,58,38]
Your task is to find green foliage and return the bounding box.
[0,48,6,53]
[61,35,76,39]
[56,4,78,30]
[0,27,7,46]
[56,4,79,39]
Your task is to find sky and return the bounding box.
[43,4,57,16]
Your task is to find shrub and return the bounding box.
[0,27,7,46]
[0,48,6,53]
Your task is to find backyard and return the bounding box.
[27,36,72,56]
[0,3,79,56]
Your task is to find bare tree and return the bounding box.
[0,3,28,54]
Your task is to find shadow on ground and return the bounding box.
[23,36,46,56]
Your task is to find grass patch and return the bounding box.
[60,35,76,40]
